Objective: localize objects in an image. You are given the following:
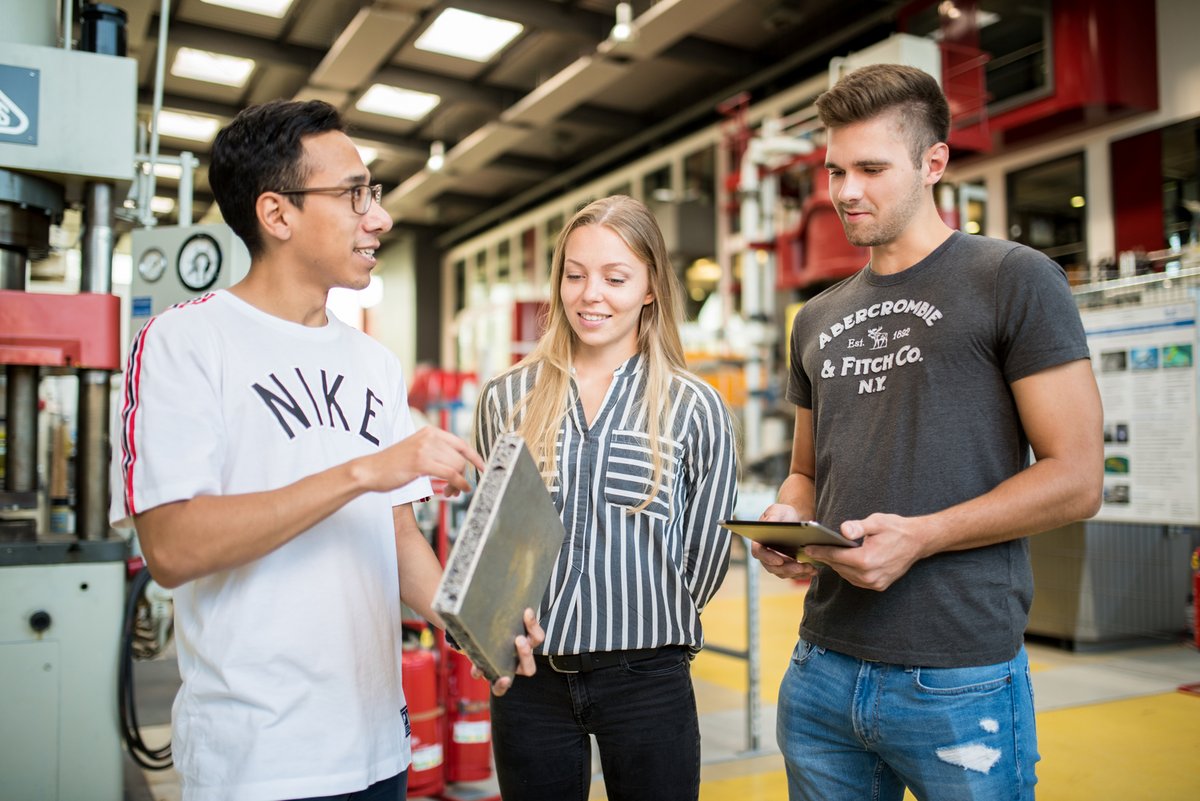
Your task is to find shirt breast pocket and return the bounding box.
[603,431,681,520]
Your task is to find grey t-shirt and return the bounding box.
[787,231,1090,667]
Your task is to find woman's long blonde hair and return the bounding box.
[512,195,688,510]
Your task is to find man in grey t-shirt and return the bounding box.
[751,65,1102,801]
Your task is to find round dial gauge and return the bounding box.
[137,247,167,283]
[177,233,222,292]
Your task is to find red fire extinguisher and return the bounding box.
[1192,547,1200,650]
[443,649,493,783]
[402,634,445,798]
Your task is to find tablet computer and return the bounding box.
[720,519,861,560]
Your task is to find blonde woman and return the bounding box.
[474,195,738,801]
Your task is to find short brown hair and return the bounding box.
[815,64,950,165]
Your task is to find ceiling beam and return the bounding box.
[662,37,769,74]
[560,104,649,137]
[135,91,560,175]
[373,65,517,109]
[438,189,500,209]
[159,13,756,91]
[138,90,238,122]
[140,69,643,144]
[310,5,420,91]
[597,0,743,61]
[154,19,323,71]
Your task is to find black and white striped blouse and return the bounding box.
[474,354,738,656]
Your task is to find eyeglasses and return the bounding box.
[276,183,383,215]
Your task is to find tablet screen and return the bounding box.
[720,519,861,558]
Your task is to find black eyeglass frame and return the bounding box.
[275,183,383,215]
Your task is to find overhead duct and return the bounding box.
[310,6,418,91]
[500,56,629,128]
[442,121,531,173]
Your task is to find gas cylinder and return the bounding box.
[444,649,493,783]
[402,642,445,797]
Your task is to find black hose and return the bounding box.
[119,566,173,770]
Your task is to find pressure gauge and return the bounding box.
[137,247,167,283]
[177,233,222,292]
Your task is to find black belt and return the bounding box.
[538,647,672,674]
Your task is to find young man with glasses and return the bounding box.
[113,99,542,801]
[752,65,1102,800]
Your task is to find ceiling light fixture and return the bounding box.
[151,196,176,215]
[415,8,524,62]
[356,84,441,121]
[199,0,296,18]
[155,110,222,142]
[610,2,634,43]
[937,1,962,21]
[152,162,183,180]
[171,47,256,87]
[427,140,446,171]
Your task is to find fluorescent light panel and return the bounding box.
[151,162,183,180]
[415,8,523,62]
[172,47,256,87]
[356,84,441,120]
[199,0,295,18]
[155,110,222,142]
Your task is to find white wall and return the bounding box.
[369,234,420,381]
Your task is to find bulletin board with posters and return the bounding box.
[1080,297,1199,525]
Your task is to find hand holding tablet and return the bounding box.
[720,519,861,562]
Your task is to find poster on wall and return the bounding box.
[1080,298,1199,525]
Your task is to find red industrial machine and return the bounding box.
[511,300,548,366]
[774,167,869,290]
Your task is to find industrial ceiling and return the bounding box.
[116,0,903,246]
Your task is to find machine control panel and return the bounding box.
[177,232,223,292]
[129,223,250,338]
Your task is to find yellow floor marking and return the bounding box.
[677,693,1200,800]
[681,566,1200,801]
[693,583,808,702]
[1037,692,1200,800]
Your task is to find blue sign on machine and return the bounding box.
[0,64,39,146]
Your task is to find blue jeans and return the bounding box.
[777,640,1038,801]
[490,647,700,801]
[287,770,407,801]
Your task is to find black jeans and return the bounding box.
[287,770,407,801]
[490,647,700,801]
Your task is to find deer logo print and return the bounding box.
[868,327,888,351]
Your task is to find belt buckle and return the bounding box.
[547,655,579,674]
